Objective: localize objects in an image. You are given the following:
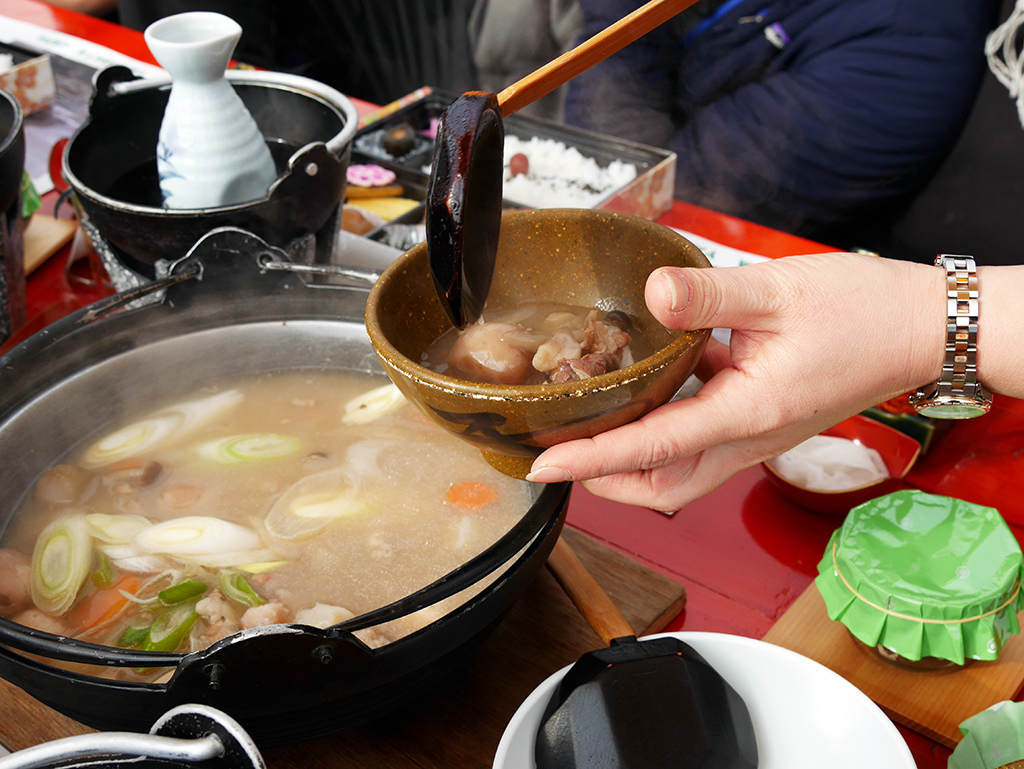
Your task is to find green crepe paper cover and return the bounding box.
[816,490,1024,665]
[950,701,1024,769]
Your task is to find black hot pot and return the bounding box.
[62,67,360,278]
[0,86,24,216]
[0,229,570,747]
[0,86,25,345]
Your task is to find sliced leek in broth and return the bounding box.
[1,371,529,680]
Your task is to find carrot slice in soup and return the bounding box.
[446,481,498,510]
[69,574,141,632]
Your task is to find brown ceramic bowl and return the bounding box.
[365,208,712,478]
[761,414,922,515]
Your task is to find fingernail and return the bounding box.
[525,466,574,484]
[660,270,689,312]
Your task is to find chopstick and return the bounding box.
[496,0,701,118]
[546,536,634,645]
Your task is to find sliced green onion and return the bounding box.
[81,417,182,469]
[86,513,152,544]
[158,578,207,605]
[196,433,301,465]
[117,624,152,648]
[341,383,406,425]
[220,572,265,608]
[142,602,198,652]
[134,516,263,558]
[99,548,174,575]
[90,550,115,588]
[263,468,367,542]
[30,514,93,614]
[89,515,175,573]
[81,390,244,468]
[131,517,280,569]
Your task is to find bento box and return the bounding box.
[344,87,676,247]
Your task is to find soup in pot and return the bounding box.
[0,370,530,679]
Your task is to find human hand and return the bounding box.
[526,252,945,512]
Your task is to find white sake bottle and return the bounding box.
[145,12,277,209]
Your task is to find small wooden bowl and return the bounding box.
[365,208,712,478]
[762,414,921,515]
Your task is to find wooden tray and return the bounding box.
[0,526,686,766]
[763,581,1024,748]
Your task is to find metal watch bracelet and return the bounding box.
[910,254,992,418]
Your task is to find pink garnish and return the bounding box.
[347,164,397,187]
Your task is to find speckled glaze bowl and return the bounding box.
[365,208,712,478]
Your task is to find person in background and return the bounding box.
[526,254,1024,513]
[881,0,1024,265]
[564,0,1000,251]
[117,1,287,71]
[114,0,478,106]
[41,1,302,71]
[469,0,583,121]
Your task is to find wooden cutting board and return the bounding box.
[763,581,1024,748]
[0,526,686,767]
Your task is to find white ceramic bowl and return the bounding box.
[493,632,915,769]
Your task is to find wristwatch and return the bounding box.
[910,254,992,419]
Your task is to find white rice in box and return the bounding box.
[501,135,637,209]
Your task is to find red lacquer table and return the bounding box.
[3,2,1024,766]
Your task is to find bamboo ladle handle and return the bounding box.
[546,536,635,646]
[496,0,701,118]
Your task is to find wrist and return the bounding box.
[913,261,948,391]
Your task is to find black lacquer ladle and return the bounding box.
[426,0,702,328]
[540,537,759,769]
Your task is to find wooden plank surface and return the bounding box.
[763,582,1024,748]
[0,526,686,766]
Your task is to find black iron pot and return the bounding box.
[0,87,24,215]
[0,230,569,747]
[0,86,25,344]
[62,68,359,278]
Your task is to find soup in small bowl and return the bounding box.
[365,208,712,478]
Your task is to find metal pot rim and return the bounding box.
[0,87,23,157]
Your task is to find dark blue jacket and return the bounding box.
[565,0,1000,247]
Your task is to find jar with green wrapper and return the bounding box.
[816,490,1024,667]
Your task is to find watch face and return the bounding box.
[916,401,990,419]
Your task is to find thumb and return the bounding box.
[645,263,785,333]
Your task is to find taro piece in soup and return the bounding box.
[0,371,530,680]
[424,302,652,385]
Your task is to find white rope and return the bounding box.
[986,0,1024,129]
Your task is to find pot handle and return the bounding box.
[108,69,360,156]
[0,704,264,769]
[0,733,223,769]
